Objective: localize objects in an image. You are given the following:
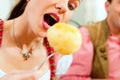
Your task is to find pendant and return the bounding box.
[21,49,31,60]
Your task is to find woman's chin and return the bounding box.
[38,32,47,38]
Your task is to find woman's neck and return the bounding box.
[2,17,45,60]
[12,17,38,46]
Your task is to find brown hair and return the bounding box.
[8,0,27,20]
[107,0,112,3]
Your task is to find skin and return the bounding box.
[20,0,80,37]
[0,0,80,80]
[105,0,120,37]
[0,70,38,80]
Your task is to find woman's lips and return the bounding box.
[50,13,60,22]
[42,13,60,30]
[42,19,50,30]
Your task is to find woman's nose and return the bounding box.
[55,3,67,14]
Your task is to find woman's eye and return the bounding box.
[68,3,76,10]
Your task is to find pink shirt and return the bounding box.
[60,27,120,80]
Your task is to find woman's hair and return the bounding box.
[8,0,27,20]
[107,0,112,3]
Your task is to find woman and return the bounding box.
[0,0,80,80]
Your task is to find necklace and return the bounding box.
[12,20,56,79]
[12,19,42,60]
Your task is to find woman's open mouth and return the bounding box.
[42,13,60,30]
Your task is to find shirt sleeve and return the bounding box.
[56,54,73,78]
[60,27,94,80]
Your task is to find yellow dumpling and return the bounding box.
[47,22,82,55]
